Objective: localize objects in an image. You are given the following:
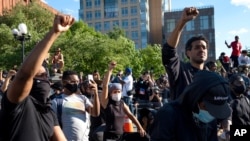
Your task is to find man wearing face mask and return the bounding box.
[229,74,250,126]
[51,70,100,141]
[151,70,232,141]
[0,14,74,141]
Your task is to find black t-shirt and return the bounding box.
[162,43,201,100]
[0,94,58,141]
[134,77,150,101]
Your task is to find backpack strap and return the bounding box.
[56,94,63,128]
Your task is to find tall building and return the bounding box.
[163,6,216,61]
[79,0,166,49]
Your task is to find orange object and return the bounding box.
[123,115,134,132]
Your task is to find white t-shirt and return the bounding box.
[52,94,93,141]
[122,75,133,97]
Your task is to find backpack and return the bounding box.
[55,95,63,128]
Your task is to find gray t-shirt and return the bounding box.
[52,93,93,141]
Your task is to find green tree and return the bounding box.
[0,1,54,69]
[0,1,165,79]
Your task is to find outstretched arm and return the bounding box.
[7,14,74,104]
[87,80,100,117]
[225,40,231,48]
[100,61,116,109]
[167,7,199,48]
[1,70,16,93]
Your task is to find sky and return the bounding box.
[42,0,250,59]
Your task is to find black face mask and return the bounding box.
[65,83,78,93]
[233,84,246,94]
[30,78,51,103]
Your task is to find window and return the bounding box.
[86,0,92,8]
[131,18,138,28]
[131,6,137,15]
[122,7,128,16]
[104,0,119,18]
[95,22,102,31]
[131,31,139,40]
[186,20,194,31]
[122,19,129,29]
[104,21,110,31]
[121,0,128,4]
[200,16,209,30]
[95,10,101,19]
[113,20,119,27]
[130,0,137,3]
[86,11,92,20]
[166,19,175,32]
[95,0,101,7]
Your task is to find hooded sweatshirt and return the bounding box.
[150,70,229,141]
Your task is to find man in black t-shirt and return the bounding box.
[162,7,209,100]
[0,14,74,141]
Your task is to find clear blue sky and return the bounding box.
[42,0,250,59]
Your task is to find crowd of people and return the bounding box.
[0,7,249,141]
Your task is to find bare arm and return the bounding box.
[167,7,199,48]
[124,103,146,137]
[1,70,16,93]
[100,61,116,109]
[50,126,67,141]
[7,14,74,103]
[87,80,100,117]
[225,40,231,48]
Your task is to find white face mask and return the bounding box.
[247,91,250,96]
[111,93,122,101]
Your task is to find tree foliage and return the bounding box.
[0,1,165,79]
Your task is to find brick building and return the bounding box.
[0,0,58,15]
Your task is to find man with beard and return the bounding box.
[0,14,74,141]
[51,70,100,141]
[162,7,209,100]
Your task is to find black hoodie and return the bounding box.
[150,70,229,141]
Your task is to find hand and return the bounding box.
[225,40,228,45]
[7,70,16,78]
[181,7,199,22]
[138,128,146,137]
[88,79,98,94]
[108,61,116,70]
[53,14,75,33]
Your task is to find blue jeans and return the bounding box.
[122,96,134,114]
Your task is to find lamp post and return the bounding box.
[12,23,31,62]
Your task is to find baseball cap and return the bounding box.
[125,68,132,73]
[202,84,231,119]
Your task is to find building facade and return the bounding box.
[163,6,216,61]
[79,0,166,49]
[0,0,58,16]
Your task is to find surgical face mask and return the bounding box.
[193,109,215,123]
[111,93,122,101]
[247,91,250,96]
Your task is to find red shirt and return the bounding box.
[230,41,242,56]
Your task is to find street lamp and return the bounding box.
[12,23,31,62]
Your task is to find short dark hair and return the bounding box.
[62,70,78,80]
[185,35,209,59]
[185,35,209,51]
[205,61,216,69]
[242,50,247,54]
